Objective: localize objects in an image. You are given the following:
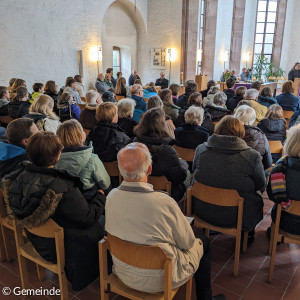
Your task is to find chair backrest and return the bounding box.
[115,95,124,102]
[0,115,14,125]
[83,128,90,135]
[26,218,63,238]
[283,110,294,120]
[0,189,7,219]
[148,176,171,195]
[268,77,276,81]
[268,140,283,155]
[78,104,86,111]
[287,201,300,216]
[173,145,195,163]
[103,161,120,177]
[80,97,86,102]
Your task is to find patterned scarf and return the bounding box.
[270,156,294,210]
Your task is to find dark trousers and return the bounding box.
[195,236,212,300]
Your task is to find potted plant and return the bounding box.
[265,62,285,81]
[253,53,268,82]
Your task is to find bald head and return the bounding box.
[117,142,152,182]
[98,73,104,81]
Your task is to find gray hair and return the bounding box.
[234,105,256,125]
[85,90,100,105]
[245,88,259,100]
[147,95,163,110]
[117,98,136,118]
[208,86,220,95]
[184,106,204,125]
[213,92,227,106]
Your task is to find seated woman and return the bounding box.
[267,124,300,235]
[159,88,180,124]
[8,87,31,118]
[115,77,128,97]
[104,73,114,90]
[23,95,61,133]
[74,74,85,98]
[3,131,106,291]
[57,92,81,121]
[9,78,27,99]
[169,83,180,105]
[44,80,59,114]
[235,105,272,170]
[134,108,190,202]
[204,92,231,122]
[257,104,286,163]
[86,102,130,162]
[193,116,265,234]
[227,86,247,112]
[276,81,300,111]
[143,82,158,99]
[203,86,220,107]
[117,98,138,138]
[258,87,278,108]
[177,92,214,134]
[175,106,209,149]
[63,78,83,104]
[56,119,110,198]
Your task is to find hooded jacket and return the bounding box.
[193,135,265,232]
[248,100,268,124]
[243,125,272,169]
[87,122,131,162]
[162,100,180,124]
[55,146,110,198]
[204,105,231,122]
[257,119,286,143]
[3,163,106,291]
[131,95,147,122]
[79,104,98,129]
[8,100,31,118]
[257,95,278,108]
[0,99,9,116]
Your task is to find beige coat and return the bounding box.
[249,100,268,124]
[105,181,203,293]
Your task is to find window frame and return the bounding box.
[112,46,121,78]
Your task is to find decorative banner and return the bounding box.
[151,48,166,69]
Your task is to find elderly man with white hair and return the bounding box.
[234,105,272,169]
[79,90,102,129]
[95,73,109,94]
[105,142,225,300]
[117,98,137,137]
[155,71,169,89]
[244,88,267,124]
[128,69,141,86]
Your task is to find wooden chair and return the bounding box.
[212,121,219,126]
[80,97,86,102]
[83,128,90,136]
[283,110,294,128]
[186,182,247,277]
[172,146,195,164]
[13,218,68,300]
[99,233,192,300]
[115,95,125,101]
[268,141,283,159]
[0,115,14,125]
[78,103,86,111]
[268,202,300,282]
[143,98,148,102]
[148,176,171,195]
[103,161,122,185]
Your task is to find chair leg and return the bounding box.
[58,271,69,300]
[36,264,46,281]
[0,225,6,262]
[100,282,109,300]
[268,223,275,255]
[204,228,209,238]
[268,232,278,283]
[17,254,30,292]
[2,226,13,262]
[234,234,241,277]
[185,277,193,300]
[242,232,248,253]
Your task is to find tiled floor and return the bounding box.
[0,192,299,300]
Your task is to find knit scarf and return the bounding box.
[270,156,294,210]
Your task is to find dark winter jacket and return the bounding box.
[134,134,189,201]
[128,74,140,86]
[131,95,147,122]
[175,123,209,149]
[8,100,31,118]
[258,95,278,108]
[200,88,209,99]
[288,69,300,81]
[204,105,231,122]
[193,135,265,232]
[267,157,300,235]
[118,117,138,138]
[177,106,214,135]
[79,105,97,130]
[289,110,300,128]
[44,91,59,114]
[223,89,235,100]
[3,163,106,290]
[243,125,272,169]
[0,99,9,116]
[176,93,190,108]
[226,95,244,112]
[86,122,130,162]
[155,78,169,89]
[276,92,300,112]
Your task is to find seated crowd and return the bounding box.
[1,70,300,300]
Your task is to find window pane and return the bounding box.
[266,23,275,33]
[265,33,274,43]
[201,0,204,14]
[264,55,271,63]
[254,44,263,54]
[258,1,267,11]
[264,44,273,54]
[268,1,277,12]
[201,17,204,28]
[256,23,265,33]
[267,12,276,22]
[257,12,266,22]
[255,34,264,43]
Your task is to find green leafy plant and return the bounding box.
[253,53,268,81]
[265,62,285,80]
[222,70,231,82]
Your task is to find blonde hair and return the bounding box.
[284,124,300,157]
[184,106,204,125]
[96,102,117,123]
[234,105,256,125]
[30,95,59,119]
[57,119,84,148]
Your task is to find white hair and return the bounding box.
[234,105,256,125]
[184,106,204,125]
[85,90,99,105]
[117,148,152,180]
[208,86,220,95]
[117,98,136,118]
[213,92,227,106]
[245,88,259,100]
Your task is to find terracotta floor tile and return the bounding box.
[211,283,240,300]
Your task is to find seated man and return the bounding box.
[105,142,225,300]
[130,84,147,122]
[79,90,102,130]
[0,118,38,183]
[200,80,216,99]
[245,89,267,124]
[128,69,141,86]
[155,72,169,89]
[240,68,247,81]
[95,73,109,95]
[223,78,235,100]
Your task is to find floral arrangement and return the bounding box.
[222,70,231,82]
